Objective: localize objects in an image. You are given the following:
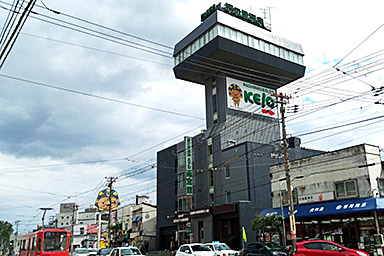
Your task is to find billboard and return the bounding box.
[95,189,121,212]
[226,77,277,118]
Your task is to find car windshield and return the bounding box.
[88,249,97,252]
[100,248,113,256]
[121,248,142,255]
[192,245,211,252]
[214,244,231,251]
[75,249,89,254]
[43,232,68,252]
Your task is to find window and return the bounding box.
[37,238,41,252]
[177,173,185,189]
[80,227,84,235]
[225,165,230,178]
[177,152,185,167]
[379,178,384,196]
[178,197,188,211]
[303,242,322,250]
[226,191,232,203]
[31,238,36,251]
[335,180,358,198]
[207,145,213,168]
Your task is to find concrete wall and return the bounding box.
[270,144,382,208]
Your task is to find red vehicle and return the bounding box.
[17,229,71,256]
[294,240,368,256]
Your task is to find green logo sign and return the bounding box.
[185,137,193,195]
[201,3,269,31]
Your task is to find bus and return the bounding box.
[17,229,71,256]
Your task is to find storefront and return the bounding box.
[261,197,384,255]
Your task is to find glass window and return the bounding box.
[265,43,270,54]
[204,32,209,44]
[199,36,204,49]
[335,180,357,198]
[226,191,232,203]
[259,40,265,52]
[212,25,218,38]
[177,173,185,189]
[178,151,185,167]
[249,37,254,48]
[43,231,68,252]
[224,26,231,39]
[37,238,41,252]
[322,242,339,251]
[225,165,230,178]
[304,242,323,250]
[218,25,224,37]
[299,55,304,65]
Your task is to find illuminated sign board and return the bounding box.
[226,77,276,117]
[201,3,269,31]
[185,137,193,195]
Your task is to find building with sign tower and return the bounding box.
[157,3,322,250]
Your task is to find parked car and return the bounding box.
[110,247,143,256]
[294,240,369,256]
[176,244,215,256]
[241,242,288,256]
[97,248,113,256]
[88,249,97,256]
[73,248,90,256]
[206,242,239,256]
[262,242,289,255]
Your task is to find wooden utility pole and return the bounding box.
[273,93,296,252]
[71,204,78,254]
[106,176,118,247]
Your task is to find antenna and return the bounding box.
[260,6,275,31]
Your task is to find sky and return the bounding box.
[0,0,383,233]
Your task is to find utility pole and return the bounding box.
[71,204,78,254]
[39,208,53,229]
[106,176,118,247]
[273,93,296,252]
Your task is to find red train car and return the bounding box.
[17,229,71,256]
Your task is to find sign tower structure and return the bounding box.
[173,2,306,149]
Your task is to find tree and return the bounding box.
[0,220,13,249]
[251,214,282,241]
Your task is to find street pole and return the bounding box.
[279,191,286,248]
[273,93,296,252]
[106,176,118,247]
[71,204,78,254]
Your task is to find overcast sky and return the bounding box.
[0,0,383,233]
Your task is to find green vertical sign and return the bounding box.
[185,137,193,195]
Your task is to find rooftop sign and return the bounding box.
[201,3,269,31]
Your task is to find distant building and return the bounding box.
[263,144,383,254]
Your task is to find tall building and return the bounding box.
[157,3,321,250]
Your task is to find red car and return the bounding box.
[294,240,369,256]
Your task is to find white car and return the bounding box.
[176,244,215,256]
[73,248,90,256]
[110,247,143,256]
[206,243,239,256]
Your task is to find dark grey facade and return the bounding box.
[157,4,322,251]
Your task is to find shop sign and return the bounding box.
[298,192,334,204]
[173,217,189,224]
[226,77,276,117]
[185,137,193,195]
[201,3,268,31]
[190,208,210,217]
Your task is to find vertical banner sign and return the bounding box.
[185,137,193,195]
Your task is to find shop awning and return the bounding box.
[260,197,384,219]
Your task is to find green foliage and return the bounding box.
[0,220,13,248]
[251,214,282,233]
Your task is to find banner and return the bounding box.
[226,77,277,118]
[185,137,193,195]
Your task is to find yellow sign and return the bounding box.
[95,189,121,211]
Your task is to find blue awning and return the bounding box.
[260,197,384,219]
